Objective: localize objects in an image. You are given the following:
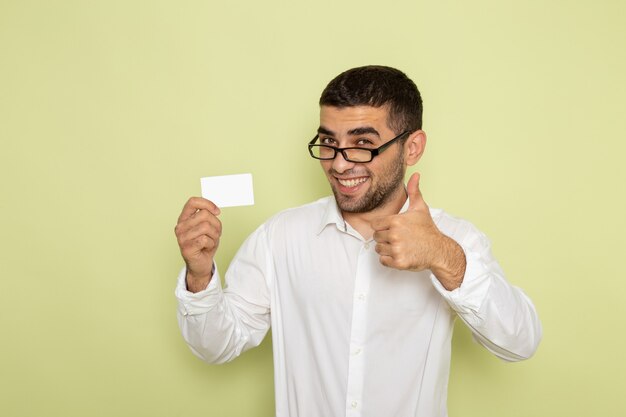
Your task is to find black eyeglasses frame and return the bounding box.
[308,130,410,163]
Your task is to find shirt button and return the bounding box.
[364,242,370,249]
[358,293,365,301]
[352,348,361,355]
[351,401,358,408]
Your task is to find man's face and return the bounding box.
[318,105,406,213]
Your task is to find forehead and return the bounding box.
[319,105,390,133]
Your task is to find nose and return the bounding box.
[331,151,356,174]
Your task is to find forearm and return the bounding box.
[456,273,542,361]
[433,250,542,361]
[430,235,466,291]
[178,299,269,364]
[176,267,270,364]
[429,216,542,361]
[176,224,273,363]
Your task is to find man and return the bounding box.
[174,66,542,417]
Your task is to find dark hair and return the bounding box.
[319,65,423,134]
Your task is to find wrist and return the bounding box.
[430,235,466,291]
[185,264,214,293]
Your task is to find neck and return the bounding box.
[342,185,407,240]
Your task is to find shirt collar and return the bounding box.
[317,197,346,235]
[317,189,443,235]
[316,190,412,235]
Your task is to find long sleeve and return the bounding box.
[430,215,542,361]
[175,225,272,364]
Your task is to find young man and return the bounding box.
[174,66,542,417]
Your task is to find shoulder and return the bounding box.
[236,197,331,253]
[260,196,332,235]
[267,196,330,223]
[430,207,490,249]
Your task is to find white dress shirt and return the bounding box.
[175,196,542,417]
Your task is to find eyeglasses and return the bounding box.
[308,130,410,163]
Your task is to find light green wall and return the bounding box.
[1,0,625,416]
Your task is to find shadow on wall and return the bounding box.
[179,334,276,415]
[450,320,505,377]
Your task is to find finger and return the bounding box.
[183,234,211,251]
[374,242,393,256]
[373,230,391,244]
[182,234,219,257]
[370,216,392,232]
[175,209,222,237]
[181,228,219,252]
[379,255,394,268]
[407,172,427,211]
[179,221,221,246]
[178,197,221,223]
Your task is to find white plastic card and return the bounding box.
[200,173,254,208]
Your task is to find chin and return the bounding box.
[333,190,376,214]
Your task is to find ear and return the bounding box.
[404,130,427,166]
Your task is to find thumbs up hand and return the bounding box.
[371,173,467,290]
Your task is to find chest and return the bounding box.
[270,229,441,320]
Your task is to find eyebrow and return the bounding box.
[347,126,380,137]
[317,126,334,136]
[317,126,381,138]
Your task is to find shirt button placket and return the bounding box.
[345,245,371,417]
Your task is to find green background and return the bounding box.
[1,0,625,416]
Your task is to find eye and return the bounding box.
[320,137,337,146]
[356,138,374,146]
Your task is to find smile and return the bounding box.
[336,177,368,188]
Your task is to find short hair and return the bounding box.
[319,65,423,134]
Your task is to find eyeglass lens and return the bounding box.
[310,146,372,162]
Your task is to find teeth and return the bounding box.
[338,177,367,188]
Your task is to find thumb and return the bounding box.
[407,172,427,211]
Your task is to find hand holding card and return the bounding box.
[174,174,254,293]
[175,196,222,293]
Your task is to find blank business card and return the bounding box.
[200,173,254,208]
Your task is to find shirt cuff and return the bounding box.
[174,264,223,316]
[430,244,491,315]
